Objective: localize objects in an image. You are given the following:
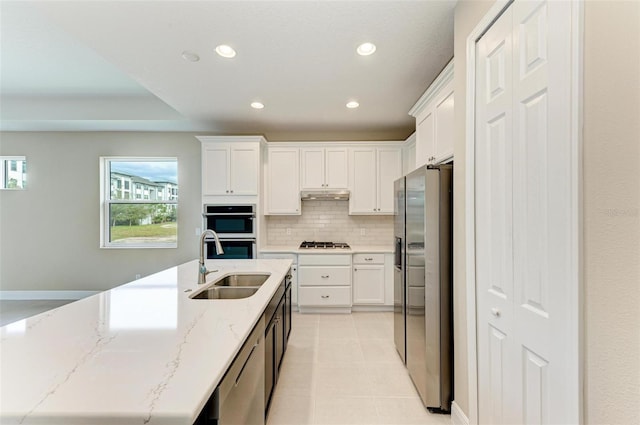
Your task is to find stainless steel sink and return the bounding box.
[190,286,259,300]
[212,274,270,287]
[189,273,271,300]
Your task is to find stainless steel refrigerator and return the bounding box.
[394,164,453,413]
[393,176,406,364]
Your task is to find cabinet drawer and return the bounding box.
[298,286,351,307]
[298,254,351,266]
[298,266,351,286]
[352,253,384,264]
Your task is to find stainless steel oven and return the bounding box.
[203,205,256,238]
[203,205,257,259]
[205,239,257,260]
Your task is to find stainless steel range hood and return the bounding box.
[300,190,350,201]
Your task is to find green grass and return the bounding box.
[111,222,177,241]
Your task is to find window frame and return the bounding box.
[0,156,27,190]
[100,157,178,249]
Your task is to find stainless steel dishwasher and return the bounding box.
[195,316,265,425]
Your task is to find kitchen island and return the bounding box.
[0,259,292,425]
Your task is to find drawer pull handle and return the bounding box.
[321,275,330,278]
[321,295,330,299]
[365,258,373,261]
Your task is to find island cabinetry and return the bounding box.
[349,146,402,215]
[300,147,348,190]
[198,136,263,196]
[298,254,352,313]
[264,273,291,413]
[352,253,385,305]
[409,60,454,167]
[265,147,300,215]
[195,316,265,425]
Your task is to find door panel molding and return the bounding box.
[464,1,583,424]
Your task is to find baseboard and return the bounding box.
[451,401,469,425]
[351,305,394,312]
[0,291,99,300]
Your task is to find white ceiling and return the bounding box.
[0,1,456,141]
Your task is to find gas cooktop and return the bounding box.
[299,241,350,249]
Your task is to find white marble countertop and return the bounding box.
[0,259,292,425]
[260,245,393,254]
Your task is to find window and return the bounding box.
[101,158,178,248]
[0,156,27,189]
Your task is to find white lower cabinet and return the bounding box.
[352,253,385,305]
[298,254,351,313]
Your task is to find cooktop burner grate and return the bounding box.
[299,241,350,249]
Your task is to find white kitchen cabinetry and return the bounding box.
[300,147,348,190]
[198,136,263,196]
[265,147,300,215]
[409,60,454,167]
[352,253,385,305]
[298,254,352,313]
[349,146,402,215]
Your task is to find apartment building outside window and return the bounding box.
[101,158,178,248]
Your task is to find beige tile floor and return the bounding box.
[267,311,451,425]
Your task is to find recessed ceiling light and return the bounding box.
[251,102,265,109]
[215,44,236,58]
[181,51,200,62]
[346,101,360,109]
[356,42,377,56]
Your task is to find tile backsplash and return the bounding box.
[265,200,393,246]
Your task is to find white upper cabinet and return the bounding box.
[409,59,455,167]
[198,136,262,196]
[349,146,402,215]
[300,147,348,190]
[266,147,300,215]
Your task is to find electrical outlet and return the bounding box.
[360,228,366,236]
[195,227,201,236]
[286,228,292,235]
[135,274,141,280]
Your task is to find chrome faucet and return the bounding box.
[199,229,224,284]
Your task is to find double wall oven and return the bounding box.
[202,205,257,259]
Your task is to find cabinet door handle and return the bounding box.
[354,268,357,271]
[230,190,234,193]
[226,190,229,193]
[365,258,373,261]
[321,295,330,299]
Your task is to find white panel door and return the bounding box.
[377,148,402,213]
[267,148,300,214]
[203,145,229,195]
[475,1,574,423]
[352,265,385,304]
[300,148,325,189]
[325,148,348,189]
[416,109,435,166]
[434,83,455,162]
[349,148,377,214]
[229,145,258,195]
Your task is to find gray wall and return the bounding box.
[0,132,202,292]
[453,1,640,423]
[583,1,640,423]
